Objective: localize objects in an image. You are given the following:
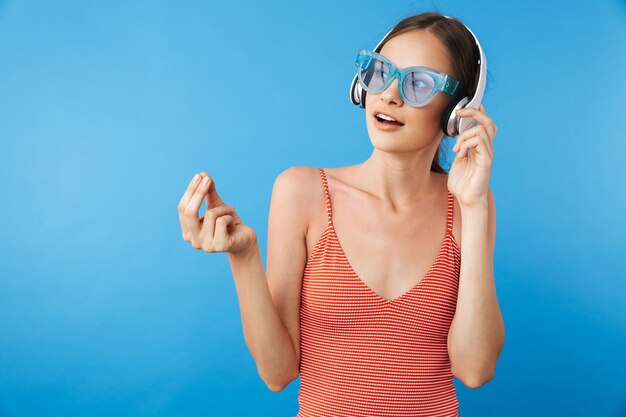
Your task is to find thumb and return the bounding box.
[199,172,226,208]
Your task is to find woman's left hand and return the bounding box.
[447,103,498,210]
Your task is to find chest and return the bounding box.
[305,196,460,303]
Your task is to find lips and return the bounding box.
[374,115,404,130]
[374,110,404,125]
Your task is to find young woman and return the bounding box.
[178,12,504,417]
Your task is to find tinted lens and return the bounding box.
[403,70,435,104]
[359,56,388,91]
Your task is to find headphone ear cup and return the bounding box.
[440,96,468,137]
[440,101,458,137]
[355,81,366,108]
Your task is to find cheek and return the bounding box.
[405,110,440,128]
[364,91,375,109]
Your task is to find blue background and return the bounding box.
[1,0,625,416]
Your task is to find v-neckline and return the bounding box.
[328,214,454,304]
[314,167,458,305]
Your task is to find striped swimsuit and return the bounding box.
[296,167,461,417]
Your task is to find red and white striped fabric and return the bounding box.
[296,167,461,417]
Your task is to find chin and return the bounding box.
[369,126,439,153]
[367,132,413,152]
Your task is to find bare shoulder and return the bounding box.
[272,165,322,232]
[273,165,319,199]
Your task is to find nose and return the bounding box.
[380,74,402,105]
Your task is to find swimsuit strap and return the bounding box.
[317,168,333,227]
[446,191,454,236]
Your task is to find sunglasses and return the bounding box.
[355,49,465,107]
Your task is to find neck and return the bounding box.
[355,148,444,211]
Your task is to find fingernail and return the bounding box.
[192,173,199,182]
[201,177,209,185]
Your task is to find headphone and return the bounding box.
[349,15,487,138]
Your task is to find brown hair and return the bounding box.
[375,12,483,174]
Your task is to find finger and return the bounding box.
[205,175,226,209]
[196,173,228,212]
[455,136,481,159]
[457,131,491,160]
[178,173,202,211]
[476,104,496,139]
[470,102,498,153]
[213,214,235,248]
[185,175,213,237]
[179,173,203,239]
[197,172,211,212]
[453,124,483,152]
[456,105,496,139]
[198,205,236,248]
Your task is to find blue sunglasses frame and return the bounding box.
[355,49,465,107]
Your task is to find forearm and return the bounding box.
[227,242,298,391]
[448,203,505,387]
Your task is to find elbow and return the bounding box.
[461,371,494,390]
[266,381,287,393]
[456,364,496,389]
[258,348,301,393]
[263,367,299,393]
[452,339,504,389]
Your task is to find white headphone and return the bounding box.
[349,15,487,137]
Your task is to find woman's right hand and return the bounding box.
[178,172,257,254]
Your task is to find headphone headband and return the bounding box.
[349,15,487,137]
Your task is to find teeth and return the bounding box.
[377,113,397,122]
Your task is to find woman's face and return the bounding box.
[364,29,457,153]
